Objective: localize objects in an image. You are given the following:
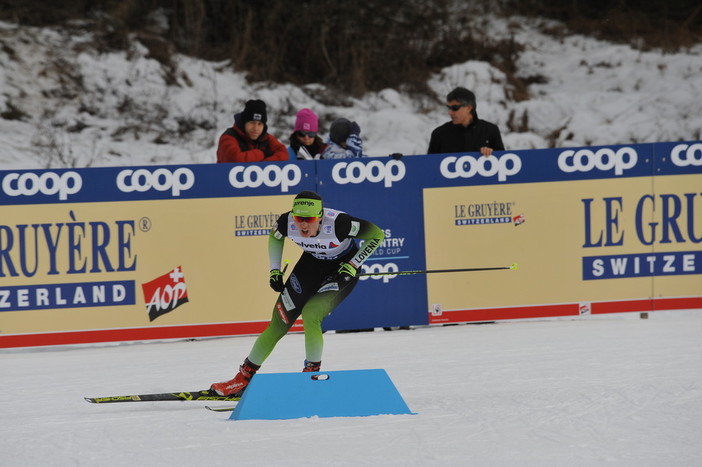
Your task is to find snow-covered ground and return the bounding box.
[1,310,700,466]
[0,15,701,170]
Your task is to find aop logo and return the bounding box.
[228,164,301,192]
[671,143,702,167]
[117,168,195,196]
[2,171,82,200]
[440,154,522,182]
[558,147,638,176]
[359,262,399,284]
[332,160,405,188]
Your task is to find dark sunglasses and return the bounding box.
[293,215,319,223]
[446,104,467,111]
[297,131,316,138]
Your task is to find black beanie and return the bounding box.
[330,118,352,145]
[241,99,267,124]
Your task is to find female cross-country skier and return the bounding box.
[211,190,385,396]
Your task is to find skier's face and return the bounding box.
[293,216,321,237]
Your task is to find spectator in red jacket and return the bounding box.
[217,99,289,163]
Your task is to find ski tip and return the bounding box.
[509,262,519,270]
[84,397,96,403]
[205,405,237,412]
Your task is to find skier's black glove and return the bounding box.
[336,262,357,284]
[388,152,403,160]
[269,269,284,292]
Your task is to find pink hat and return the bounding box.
[293,108,318,133]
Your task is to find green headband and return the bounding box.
[292,198,323,217]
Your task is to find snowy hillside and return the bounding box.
[0,15,701,170]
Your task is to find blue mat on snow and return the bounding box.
[229,368,415,420]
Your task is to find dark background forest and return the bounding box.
[1,0,700,96]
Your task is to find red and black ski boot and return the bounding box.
[210,358,260,396]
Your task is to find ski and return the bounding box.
[85,389,241,404]
[205,405,237,412]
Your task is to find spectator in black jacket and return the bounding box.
[427,87,505,156]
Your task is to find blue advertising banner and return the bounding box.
[0,161,317,205]
[1,140,700,347]
[314,158,427,330]
[418,143,655,189]
[653,141,702,176]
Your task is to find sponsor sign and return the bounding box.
[453,200,517,225]
[234,212,280,237]
[0,162,314,205]
[0,192,308,340]
[440,153,522,182]
[117,168,195,196]
[0,281,133,312]
[1,142,699,346]
[557,146,638,176]
[423,172,701,322]
[316,158,427,330]
[581,189,702,280]
[142,266,189,321]
[331,159,406,187]
[228,164,302,192]
[1,170,82,201]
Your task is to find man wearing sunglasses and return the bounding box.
[427,87,504,156]
[211,190,385,397]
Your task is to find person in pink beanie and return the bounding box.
[287,108,327,160]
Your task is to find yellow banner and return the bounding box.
[423,174,701,313]
[0,196,295,334]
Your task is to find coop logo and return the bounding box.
[331,160,405,188]
[116,168,195,196]
[671,143,702,167]
[359,262,399,283]
[228,164,301,192]
[2,171,82,200]
[440,154,521,182]
[558,147,638,176]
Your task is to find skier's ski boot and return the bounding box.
[210,358,260,396]
[302,360,321,372]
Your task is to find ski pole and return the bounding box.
[357,263,518,277]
